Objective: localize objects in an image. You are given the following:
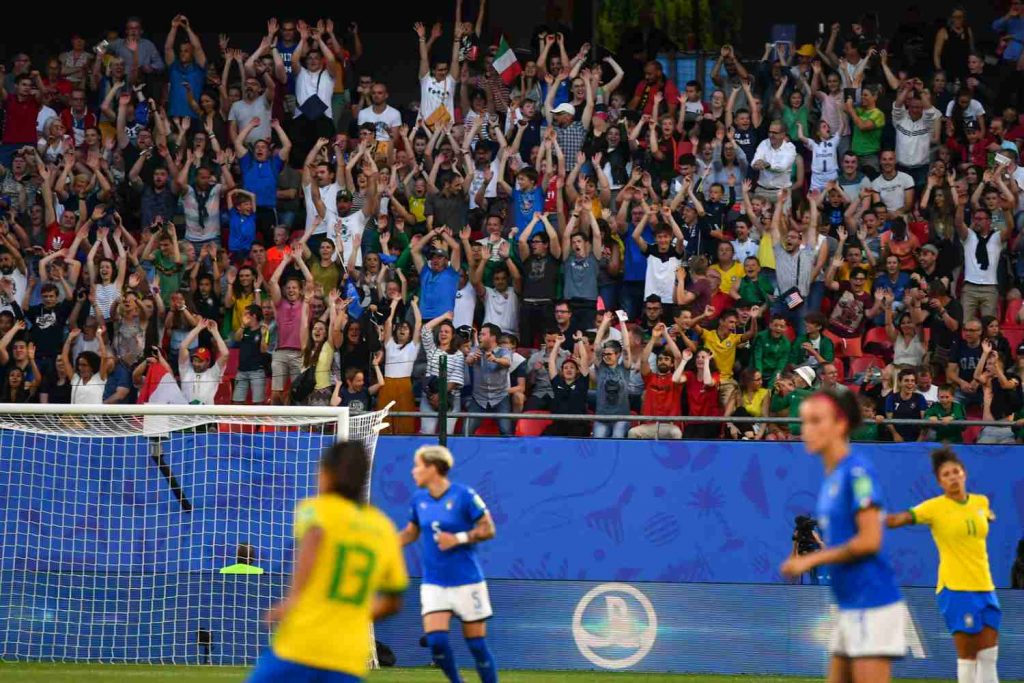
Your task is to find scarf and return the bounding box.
[975,230,993,271]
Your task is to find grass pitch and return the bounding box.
[1,663,1014,683]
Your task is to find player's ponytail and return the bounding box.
[320,442,370,501]
[930,446,964,478]
[811,388,862,436]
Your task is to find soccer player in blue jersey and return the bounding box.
[399,445,498,683]
[781,389,908,683]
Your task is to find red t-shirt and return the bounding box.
[632,79,681,117]
[266,245,292,281]
[45,222,75,253]
[641,372,684,418]
[684,370,722,417]
[2,94,41,145]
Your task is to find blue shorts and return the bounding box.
[936,589,1002,635]
[247,649,362,683]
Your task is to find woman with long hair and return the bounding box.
[224,265,258,335]
[979,316,1012,367]
[419,311,466,436]
[378,295,422,434]
[724,367,770,439]
[302,289,342,407]
[885,309,926,370]
[887,447,1000,683]
[87,226,128,321]
[781,389,907,682]
[4,366,36,403]
[920,173,962,281]
[933,7,975,83]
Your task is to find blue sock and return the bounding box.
[425,631,461,683]
[466,636,498,683]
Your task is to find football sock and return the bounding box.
[958,658,977,683]
[426,631,462,683]
[466,636,498,683]
[976,646,999,683]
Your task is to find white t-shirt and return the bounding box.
[228,97,273,143]
[871,172,915,213]
[294,67,335,120]
[304,182,340,235]
[329,210,368,268]
[384,339,419,378]
[945,98,986,124]
[809,133,841,183]
[0,268,27,315]
[483,286,519,336]
[453,282,476,328]
[468,160,499,210]
[71,373,106,404]
[420,74,456,122]
[731,238,760,264]
[642,244,682,303]
[179,362,224,405]
[962,229,1003,286]
[357,105,402,141]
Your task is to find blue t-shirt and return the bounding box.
[276,40,298,90]
[623,223,654,282]
[816,452,902,610]
[168,61,207,119]
[512,187,545,234]
[239,154,284,208]
[539,80,571,108]
[410,482,487,587]
[419,266,460,319]
[102,362,134,403]
[228,208,257,253]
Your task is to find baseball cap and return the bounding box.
[337,189,354,202]
[795,44,817,58]
[428,248,448,258]
[920,244,939,255]
[192,347,211,363]
[551,103,576,117]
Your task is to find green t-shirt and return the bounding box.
[851,107,885,156]
[788,388,814,435]
[781,106,809,145]
[752,330,791,385]
[851,422,880,442]
[923,402,966,443]
[738,274,774,306]
[149,251,184,306]
[305,257,344,295]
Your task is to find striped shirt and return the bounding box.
[892,103,941,167]
[421,327,466,388]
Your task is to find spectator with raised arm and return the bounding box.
[291,21,337,164]
[164,15,207,121]
[107,17,165,85]
[177,318,229,405]
[62,326,109,404]
[628,323,686,439]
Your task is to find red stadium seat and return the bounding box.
[224,348,240,379]
[1004,299,1023,326]
[214,376,233,405]
[863,327,892,347]
[784,324,796,342]
[515,411,553,436]
[1003,326,1024,357]
[962,426,982,445]
[473,419,501,436]
[848,355,884,376]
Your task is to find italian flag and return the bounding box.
[493,36,522,85]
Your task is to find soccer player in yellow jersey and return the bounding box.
[887,447,1001,683]
[248,442,409,683]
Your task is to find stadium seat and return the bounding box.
[214,376,234,405]
[863,327,892,347]
[1003,326,1024,357]
[832,357,844,380]
[473,419,501,436]
[848,354,884,376]
[515,411,553,436]
[783,324,796,342]
[1004,299,1023,326]
[224,349,240,379]
[962,426,982,445]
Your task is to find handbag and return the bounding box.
[780,251,805,310]
[289,365,317,404]
[298,71,328,120]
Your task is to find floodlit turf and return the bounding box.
[1,663,1017,683]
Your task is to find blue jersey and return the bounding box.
[816,452,902,610]
[410,482,487,587]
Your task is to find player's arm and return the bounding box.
[398,521,420,546]
[886,511,915,528]
[264,525,324,627]
[436,509,496,550]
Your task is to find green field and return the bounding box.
[1,664,1017,683]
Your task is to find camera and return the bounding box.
[793,515,822,555]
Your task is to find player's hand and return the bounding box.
[780,554,815,578]
[435,531,461,552]
[263,598,292,628]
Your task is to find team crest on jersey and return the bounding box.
[964,613,975,629]
[446,501,454,510]
[420,502,428,509]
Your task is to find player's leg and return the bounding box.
[457,582,497,683]
[422,584,462,683]
[972,626,1000,683]
[246,650,319,683]
[826,655,852,683]
[849,657,891,683]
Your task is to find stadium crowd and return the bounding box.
[2,4,1024,443]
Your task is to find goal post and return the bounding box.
[0,402,392,666]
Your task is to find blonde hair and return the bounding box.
[414,445,454,473]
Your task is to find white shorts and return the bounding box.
[830,601,908,659]
[421,581,493,621]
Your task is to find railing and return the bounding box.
[384,410,1019,440]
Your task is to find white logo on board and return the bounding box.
[572,583,657,670]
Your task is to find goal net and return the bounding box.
[0,403,391,665]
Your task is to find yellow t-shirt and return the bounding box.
[313,342,334,391]
[700,329,743,380]
[272,495,409,675]
[757,230,776,269]
[711,261,744,294]
[911,493,995,593]
[231,292,256,332]
[740,387,770,417]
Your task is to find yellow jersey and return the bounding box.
[911,493,995,593]
[272,494,409,675]
[700,329,743,380]
[711,261,744,294]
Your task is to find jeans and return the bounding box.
[419,392,461,435]
[620,281,645,320]
[593,419,630,438]
[805,280,826,317]
[598,282,621,314]
[466,395,513,436]
[519,300,553,350]
[771,298,807,337]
